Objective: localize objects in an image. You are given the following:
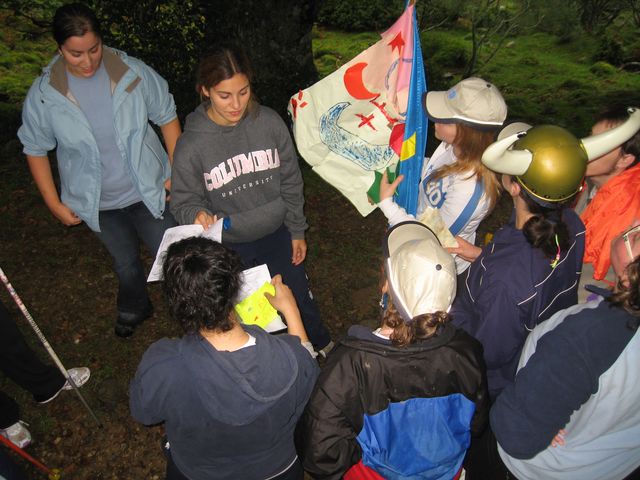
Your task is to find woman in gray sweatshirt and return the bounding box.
[171,43,332,353]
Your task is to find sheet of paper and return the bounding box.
[235,282,280,330]
[417,206,459,248]
[236,265,287,333]
[147,221,223,282]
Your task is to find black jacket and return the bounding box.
[301,324,489,480]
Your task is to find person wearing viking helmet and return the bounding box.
[489,196,640,480]
[576,106,640,301]
[448,108,640,402]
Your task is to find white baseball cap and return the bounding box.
[383,221,457,322]
[424,77,507,129]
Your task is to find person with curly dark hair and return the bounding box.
[483,224,640,480]
[129,237,319,480]
[301,221,488,480]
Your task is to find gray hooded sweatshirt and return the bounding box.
[171,103,308,242]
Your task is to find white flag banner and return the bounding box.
[289,4,425,216]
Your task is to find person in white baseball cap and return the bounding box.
[383,221,457,321]
[378,77,508,276]
[301,221,488,480]
[424,77,507,128]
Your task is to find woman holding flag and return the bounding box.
[379,77,507,274]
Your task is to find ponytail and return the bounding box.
[520,192,570,260]
[382,297,451,347]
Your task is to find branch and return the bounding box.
[423,18,449,32]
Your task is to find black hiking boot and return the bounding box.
[115,302,153,338]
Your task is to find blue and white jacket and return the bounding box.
[451,208,585,399]
[491,297,640,480]
[18,47,177,232]
[301,324,488,480]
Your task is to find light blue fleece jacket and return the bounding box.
[18,47,177,232]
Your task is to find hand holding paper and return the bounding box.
[194,211,218,230]
[147,220,224,282]
[417,207,459,249]
[264,275,298,318]
[446,235,481,262]
[265,275,309,342]
[235,282,281,330]
[234,265,286,333]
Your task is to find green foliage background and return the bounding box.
[313,1,640,138]
[92,0,205,119]
[1,0,640,143]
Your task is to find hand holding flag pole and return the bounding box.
[289,1,427,217]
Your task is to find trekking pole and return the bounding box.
[0,434,61,479]
[0,267,102,427]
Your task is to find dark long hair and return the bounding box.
[52,3,102,47]
[519,185,571,259]
[162,237,243,335]
[195,43,258,112]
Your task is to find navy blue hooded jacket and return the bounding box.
[451,208,585,399]
[129,325,319,480]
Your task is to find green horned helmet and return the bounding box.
[481,107,640,206]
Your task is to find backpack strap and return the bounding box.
[449,179,484,236]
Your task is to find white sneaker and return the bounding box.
[61,367,91,391]
[38,367,91,404]
[0,421,32,448]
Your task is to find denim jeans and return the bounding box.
[94,201,176,319]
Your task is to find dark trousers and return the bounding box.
[464,426,514,480]
[465,425,640,480]
[94,201,176,319]
[0,448,26,480]
[0,300,64,428]
[224,224,331,350]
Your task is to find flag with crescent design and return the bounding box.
[289,2,427,216]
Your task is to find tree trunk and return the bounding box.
[201,0,319,120]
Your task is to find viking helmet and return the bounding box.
[482,107,640,205]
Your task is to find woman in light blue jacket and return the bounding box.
[18,3,181,337]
